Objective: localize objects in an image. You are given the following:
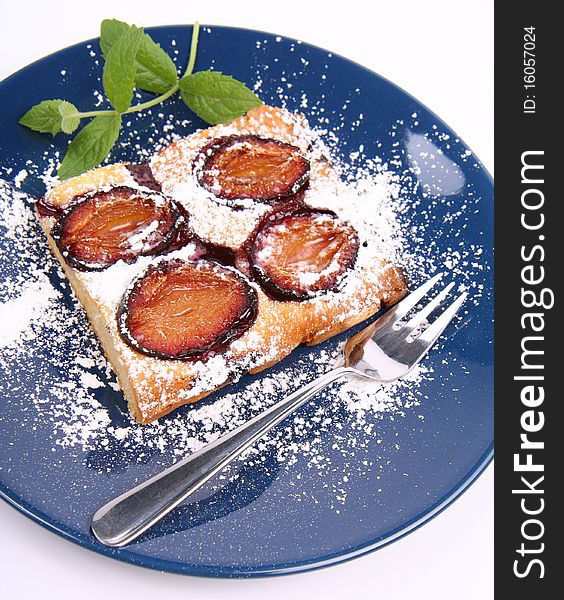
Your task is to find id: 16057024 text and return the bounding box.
[523,26,536,114]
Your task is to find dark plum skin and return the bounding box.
[197,135,310,204]
[118,259,258,360]
[50,186,182,271]
[125,162,162,192]
[159,200,238,266]
[36,196,64,218]
[249,209,359,301]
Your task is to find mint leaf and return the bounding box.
[100,19,177,94]
[19,100,79,136]
[58,114,121,180]
[179,71,263,125]
[58,102,80,134]
[99,19,129,55]
[135,34,178,94]
[103,26,144,112]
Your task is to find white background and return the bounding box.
[0,1,494,598]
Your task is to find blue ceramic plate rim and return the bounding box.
[0,448,494,577]
[0,24,494,578]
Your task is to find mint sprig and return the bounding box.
[19,20,263,180]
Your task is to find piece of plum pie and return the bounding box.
[37,105,407,424]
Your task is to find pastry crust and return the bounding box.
[38,106,407,424]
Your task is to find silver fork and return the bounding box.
[91,273,467,547]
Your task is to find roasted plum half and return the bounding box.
[118,259,258,360]
[197,135,310,203]
[250,211,359,300]
[51,186,181,270]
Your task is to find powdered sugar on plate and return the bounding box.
[0,38,489,509]
[0,273,60,347]
[0,133,466,506]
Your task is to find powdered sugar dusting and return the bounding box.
[0,274,60,347]
[0,159,434,504]
[0,33,490,512]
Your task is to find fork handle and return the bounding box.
[91,366,350,547]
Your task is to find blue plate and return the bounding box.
[0,25,493,577]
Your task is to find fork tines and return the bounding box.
[391,273,468,345]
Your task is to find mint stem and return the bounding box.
[77,109,117,118]
[124,83,179,113]
[184,22,200,77]
[77,84,178,120]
